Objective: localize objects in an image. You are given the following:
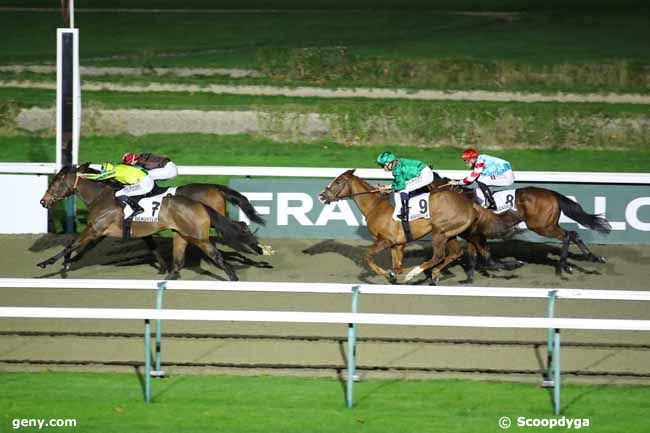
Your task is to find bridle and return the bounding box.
[47,170,80,202]
[322,175,384,202]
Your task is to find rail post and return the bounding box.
[151,281,166,377]
[553,328,561,416]
[346,285,360,408]
[144,319,152,403]
[543,290,557,387]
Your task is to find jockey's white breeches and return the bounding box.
[147,162,178,181]
[479,169,515,187]
[116,175,154,197]
[394,167,434,202]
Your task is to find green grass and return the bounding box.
[1,9,648,93]
[1,372,648,433]
[2,87,650,150]
[1,134,650,173]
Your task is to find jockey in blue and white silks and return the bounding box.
[450,149,515,210]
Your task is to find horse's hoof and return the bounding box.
[228,274,240,281]
[563,265,573,274]
[165,272,179,280]
[37,262,47,269]
[596,256,607,264]
[387,270,397,284]
[430,274,441,286]
[260,244,275,256]
[62,263,71,271]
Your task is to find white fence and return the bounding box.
[1,162,650,184]
[2,278,650,413]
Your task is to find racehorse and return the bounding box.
[38,164,261,280]
[319,169,521,284]
[433,174,611,275]
[108,181,274,274]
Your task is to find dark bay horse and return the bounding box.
[434,175,611,275]
[319,169,520,284]
[38,164,261,280]
[104,181,275,273]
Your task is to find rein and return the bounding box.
[338,190,385,200]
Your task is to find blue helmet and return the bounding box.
[376,151,396,166]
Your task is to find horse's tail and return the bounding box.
[203,205,263,254]
[212,185,266,226]
[553,191,612,235]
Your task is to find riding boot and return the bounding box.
[398,192,410,221]
[478,182,497,210]
[117,196,144,239]
[398,192,413,242]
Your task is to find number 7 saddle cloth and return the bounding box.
[124,187,178,223]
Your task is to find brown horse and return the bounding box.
[433,173,611,275]
[100,181,274,274]
[38,164,261,280]
[319,169,520,284]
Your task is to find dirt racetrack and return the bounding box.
[1,234,650,385]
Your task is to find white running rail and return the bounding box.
[1,163,649,184]
[2,278,650,301]
[1,306,650,331]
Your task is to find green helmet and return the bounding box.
[376,151,396,166]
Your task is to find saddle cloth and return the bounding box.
[125,187,177,223]
[474,189,517,213]
[392,191,431,222]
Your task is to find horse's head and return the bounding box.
[319,169,356,205]
[39,163,91,208]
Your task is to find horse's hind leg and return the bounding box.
[194,238,239,281]
[532,224,572,275]
[569,231,606,263]
[142,235,169,274]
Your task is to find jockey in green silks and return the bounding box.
[374,151,434,221]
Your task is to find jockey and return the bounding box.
[79,162,153,235]
[374,151,434,221]
[449,148,514,210]
[122,152,178,182]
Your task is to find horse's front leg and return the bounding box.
[37,227,100,270]
[62,237,105,269]
[403,232,448,284]
[364,239,394,283]
[390,244,405,276]
[37,237,77,269]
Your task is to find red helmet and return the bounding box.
[461,148,479,161]
[122,152,137,164]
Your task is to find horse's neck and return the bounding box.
[75,177,113,206]
[349,176,383,216]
